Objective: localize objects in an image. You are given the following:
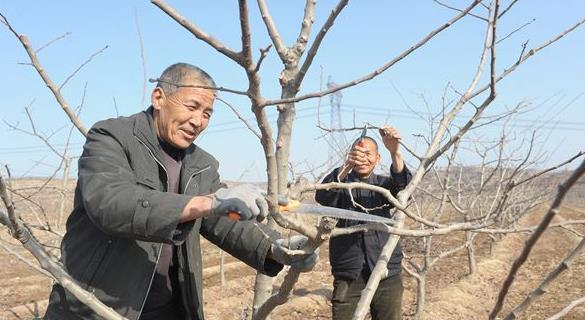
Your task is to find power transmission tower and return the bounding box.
[327,76,347,166]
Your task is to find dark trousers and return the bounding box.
[332,273,403,320]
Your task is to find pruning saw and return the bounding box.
[279,200,395,225]
[228,199,395,225]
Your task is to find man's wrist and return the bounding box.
[337,163,353,181]
[390,151,404,173]
[180,195,213,222]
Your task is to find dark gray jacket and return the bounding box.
[45,108,280,320]
[315,166,411,280]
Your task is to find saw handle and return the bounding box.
[227,211,241,221]
[228,197,299,220]
[279,199,301,212]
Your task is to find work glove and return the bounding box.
[211,184,268,222]
[269,235,319,272]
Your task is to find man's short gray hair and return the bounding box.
[156,63,216,96]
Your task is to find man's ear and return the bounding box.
[151,87,164,110]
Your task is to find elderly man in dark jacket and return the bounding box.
[44,63,317,320]
[316,127,411,320]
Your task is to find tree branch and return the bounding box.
[254,217,336,320]
[59,45,108,90]
[504,235,585,319]
[217,97,262,140]
[295,0,350,86]
[256,0,288,63]
[148,78,249,96]
[1,12,88,137]
[0,174,127,319]
[546,295,585,320]
[489,157,585,319]
[238,0,254,66]
[261,0,482,107]
[35,31,71,53]
[151,0,243,64]
[433,0,488,21]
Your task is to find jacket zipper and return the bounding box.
[135,136,211,319]
[134,136,168,319]
[136,245,163,319]
[184,165,211,193]
[135,136,170,191]
[181,166,210,319]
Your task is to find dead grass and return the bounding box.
[1,179,584,319]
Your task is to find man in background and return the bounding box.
[316,126,411,320]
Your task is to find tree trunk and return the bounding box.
[414,273,426,320]
[466,231,477,275]
[220,248,225,287]
[252,218,277,319]
[57,157,71,229]
[252,86,297,318]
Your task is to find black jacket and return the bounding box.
[45,108,281,320]
[315,166,411,280]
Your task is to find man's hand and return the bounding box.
[269,235,319,272]
[338,142,370,181]
[379,126,401,155]
[346,143,370,167]
[379,126,405,173]
[211,184,268,222]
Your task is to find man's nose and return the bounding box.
[189,111,202,127]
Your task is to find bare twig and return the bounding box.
[216,97,262,140]
[504,235,585,319]
[489,157,585,319]
[254,44,273,73]
[151,0,243,64]
[496,18,536,44]
[256,0,288,62]
[36,32,71,53]
[0,174,128,320]
[148,78,249,96]
[1,12,88,136]
[470,17,585,102]
[546,295,585,320]
[498,0,520,18]
[60,45,108,90]
[296,0,350,86]
[433,0,488,21]
[513,151,584,187]
[0,239,55,279]
[261,0,483,107]
[134,9,148,107]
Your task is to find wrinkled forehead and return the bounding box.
[174,82,216,104]
[178,76,216,94]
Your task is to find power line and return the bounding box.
[3,103,582,154]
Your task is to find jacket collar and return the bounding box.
[133,107,212,174]
[348,169,378,184]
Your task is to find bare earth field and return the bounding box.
[1,179,584,319]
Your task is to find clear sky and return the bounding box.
[1,1,584,181]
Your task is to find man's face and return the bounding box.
[353,138,380,178]
[151,80,215,149]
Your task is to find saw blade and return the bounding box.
[292,203,395,225]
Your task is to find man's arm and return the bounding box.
[379,126,411,195]
[315,167,346,207]
[380,126,404,173]
[200,215,284,276]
